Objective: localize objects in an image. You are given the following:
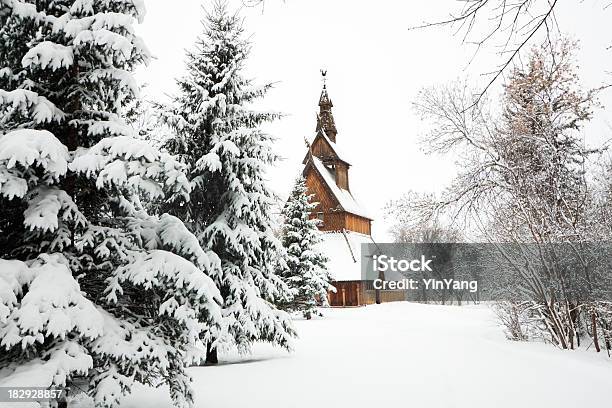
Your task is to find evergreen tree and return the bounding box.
[0,1,222,406]
[158,2,295,363]
[279,176,333,319]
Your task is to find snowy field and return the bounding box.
[125,302,612,408]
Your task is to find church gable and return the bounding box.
[304,165,347,232]
[312,132,339,162]
[304,161,340,214]
[303,130,351,166]
[307,156,371,218]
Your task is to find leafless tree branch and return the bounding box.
[410,0,564,108]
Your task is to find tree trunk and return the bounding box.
[592,311,601,353]
[205,342,218,365]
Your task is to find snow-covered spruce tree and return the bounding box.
[278,176,332,319]
[0,1,222,407]
[158,2,295,364]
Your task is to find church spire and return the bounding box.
[316,70,338,143]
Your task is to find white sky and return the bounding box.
[135,0,612,240]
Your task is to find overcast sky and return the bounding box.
[135,0,612,240]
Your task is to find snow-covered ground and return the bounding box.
[125,303,612,408]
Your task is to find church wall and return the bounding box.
[311,136,336,161]
[304,168,346,231]
[305,168,337,212]
[311,137,350,190]
[304,165,372,234]
[316,212,346,232]
[328,281,362,306]
[327,282,406,306]
[344,213,371,235]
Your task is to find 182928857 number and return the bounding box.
[0,387,66,402]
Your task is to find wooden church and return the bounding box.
[303,73,404,306]
[303,78,372,235]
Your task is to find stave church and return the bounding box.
[302,73,403,306]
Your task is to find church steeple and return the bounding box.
[301,70,372,237]
[316,70,338,143]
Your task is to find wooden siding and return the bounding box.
[344,213,371,235]
[328,281,362,306]
[304,163,372,233]
[305,166,343,231]
[320,212,346,232]
[311,135,337,163]
[307,133,349,166]
[305,168,337,210]
[305,169,341,231]
[328,281,406,306]
[363,289,407,305]
[335,162,349,190]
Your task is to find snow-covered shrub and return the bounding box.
[0,1,222,406]
[494,301,538,342]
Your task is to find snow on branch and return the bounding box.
[0,129,69,197]
[0,255,190,404]
[87,68,139,98]
[0,254,104,350]
[0,0,45,21]
[87,119,136,138]
[90,365,135,408]
[0,89,65,124]
[0,260,29,324]
[106,250,222,338]
[90,311,172,367]
[55,12,135,37]
[144,214,221,274]
[22,41,74,71]
[91,0,147,24]
[68,0,95,16]
[126,213,223,289]
[0,166,28,199]
[45,8,150,64]
[195,152,222,172]
[24,187,88,233]
[70,136,191,200]
[0,128,69,200]
[0,341,93,389]
[74,28,134,60]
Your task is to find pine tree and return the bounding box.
[158,2,295,363]
[279,176,333,319]
[0,1,222,406]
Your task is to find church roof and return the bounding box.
[315,231,376,281]
[308,156,372,220]
[302,128,351,165]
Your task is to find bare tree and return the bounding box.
[410,39,611,350]
[411,0,610,106]
[386,193,468,304]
